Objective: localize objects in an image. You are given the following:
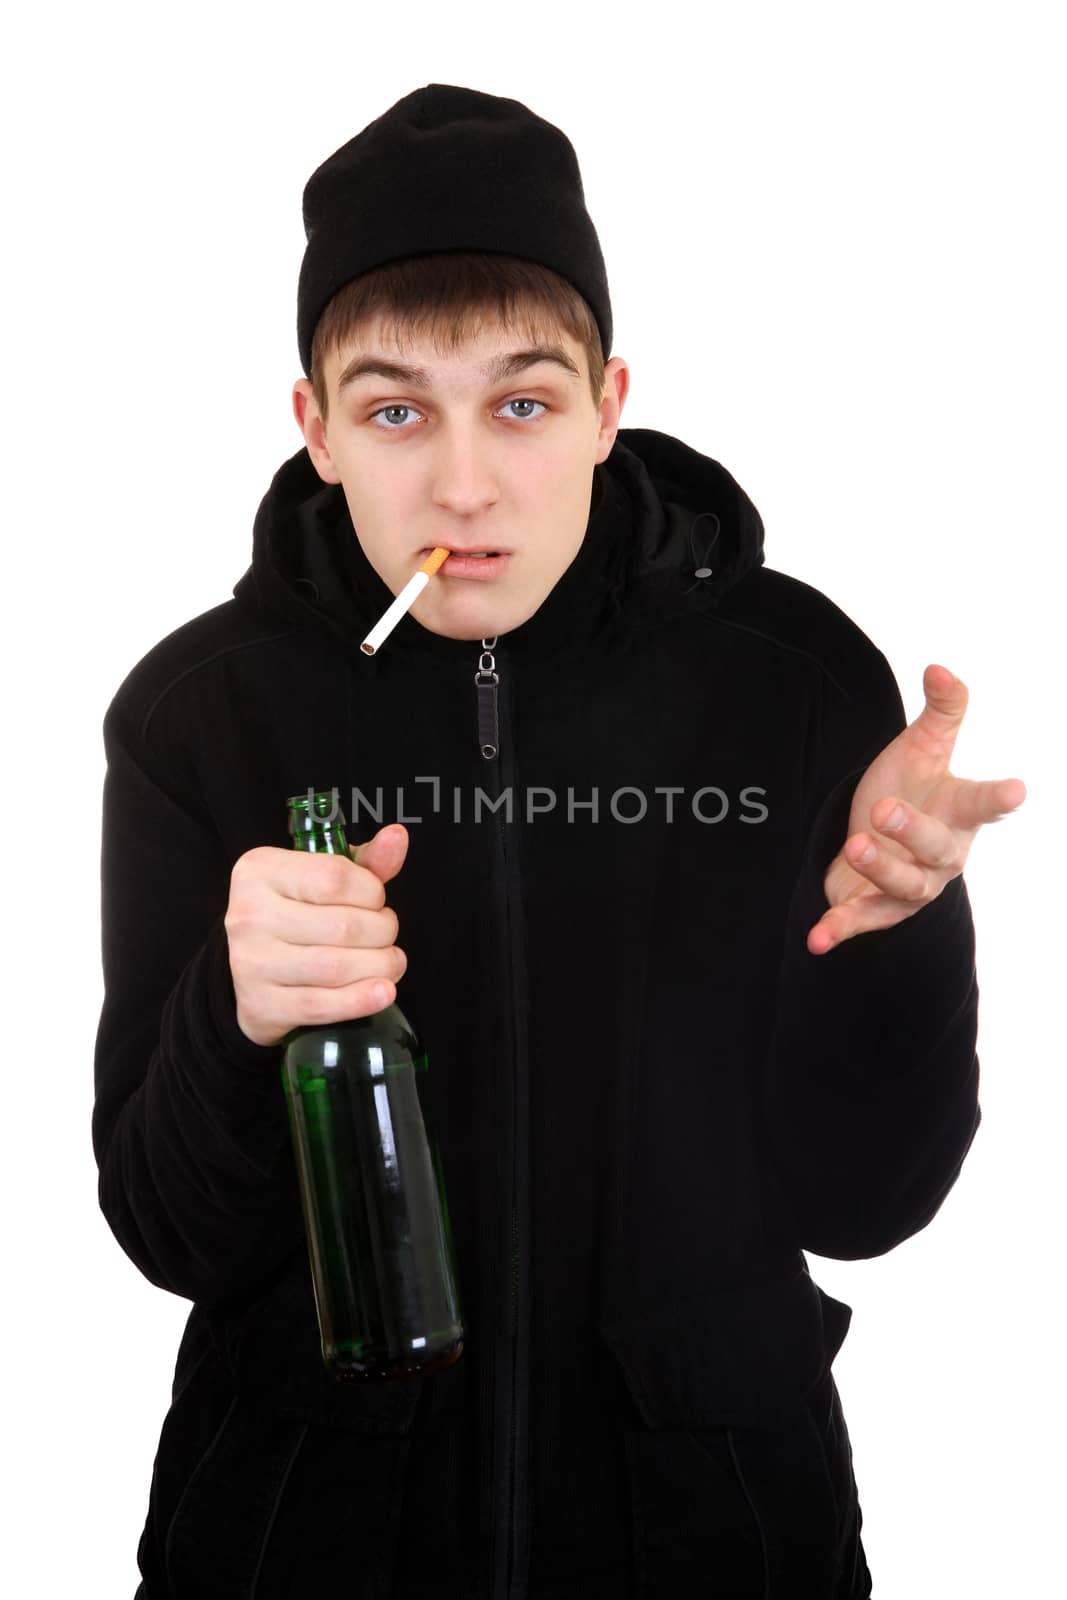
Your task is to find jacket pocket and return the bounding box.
[162,1393,307,1598]
[620,1425,769,1596]
[597,1263,852,1597]
[159,1382,421,1599]
[597,1260,851,1429]
[151,1266,425,1598]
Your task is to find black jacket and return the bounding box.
[94,429,981,1599]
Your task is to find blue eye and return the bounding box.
[371,405,420,429]
[368,399,547,430]
[502,399,546,420]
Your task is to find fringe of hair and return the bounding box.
[310,251,606,422]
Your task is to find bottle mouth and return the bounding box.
[287,788,339,810]
[287,789,347,829]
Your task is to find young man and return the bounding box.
[94,84,1024,1599]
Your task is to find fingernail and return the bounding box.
[882,805,905,831]
[856,843,876,864]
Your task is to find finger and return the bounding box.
[349,823,410,886]
[265,975,400,1040]
[841,831,938,903]
[268,896,400,951]
[936,775,1028,831]
[295,976,399,1025]
[808,890,926,955]
[908,665,969,762]
[233,846,387,910]
[265,938,408,991]
[869,797,961,871]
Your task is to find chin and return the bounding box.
[420,594,541,642]
[416,612,500,643]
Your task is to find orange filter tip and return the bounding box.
[419,546,451,577]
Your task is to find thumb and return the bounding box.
[348,822,410,885]
[913,663,969,753]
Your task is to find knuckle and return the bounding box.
[229,851,253,886]
[224,901,255,943]
[319,858,351,899]
[226,940,251,983]
[297,988,335,1026]
[355,868,386,909]
[235,1001,260,1040]
[323,908,354,948]
[232,845,270,882]
[312,944,347,987]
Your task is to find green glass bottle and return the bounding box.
[281,789,464,1381]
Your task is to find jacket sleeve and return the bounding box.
[92,689,304,1306]
[756,649,982,1261]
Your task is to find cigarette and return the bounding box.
[360,547,451,656]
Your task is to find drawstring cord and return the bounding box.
[682,510,722,595]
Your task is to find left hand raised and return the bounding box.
[808,664,1026,955]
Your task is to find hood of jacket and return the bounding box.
[232,427,766,661]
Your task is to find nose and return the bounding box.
[430,421,500,518]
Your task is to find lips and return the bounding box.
[420,547,509,557]
[422,548,511,580]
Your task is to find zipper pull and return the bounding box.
[475,636,500,760]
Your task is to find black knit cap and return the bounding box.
[296,83,612,378]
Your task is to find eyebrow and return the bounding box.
[336,343,582,395]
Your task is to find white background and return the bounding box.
[3,2,1061,1594]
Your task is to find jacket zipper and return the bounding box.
[475,639,500,760]
[475,637,529,1598]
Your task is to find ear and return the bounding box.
[293,378,342,485]
[594,356,630,464]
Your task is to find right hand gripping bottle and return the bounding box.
[280,789,464,1381]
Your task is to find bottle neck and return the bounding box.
[287,790,350,854]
